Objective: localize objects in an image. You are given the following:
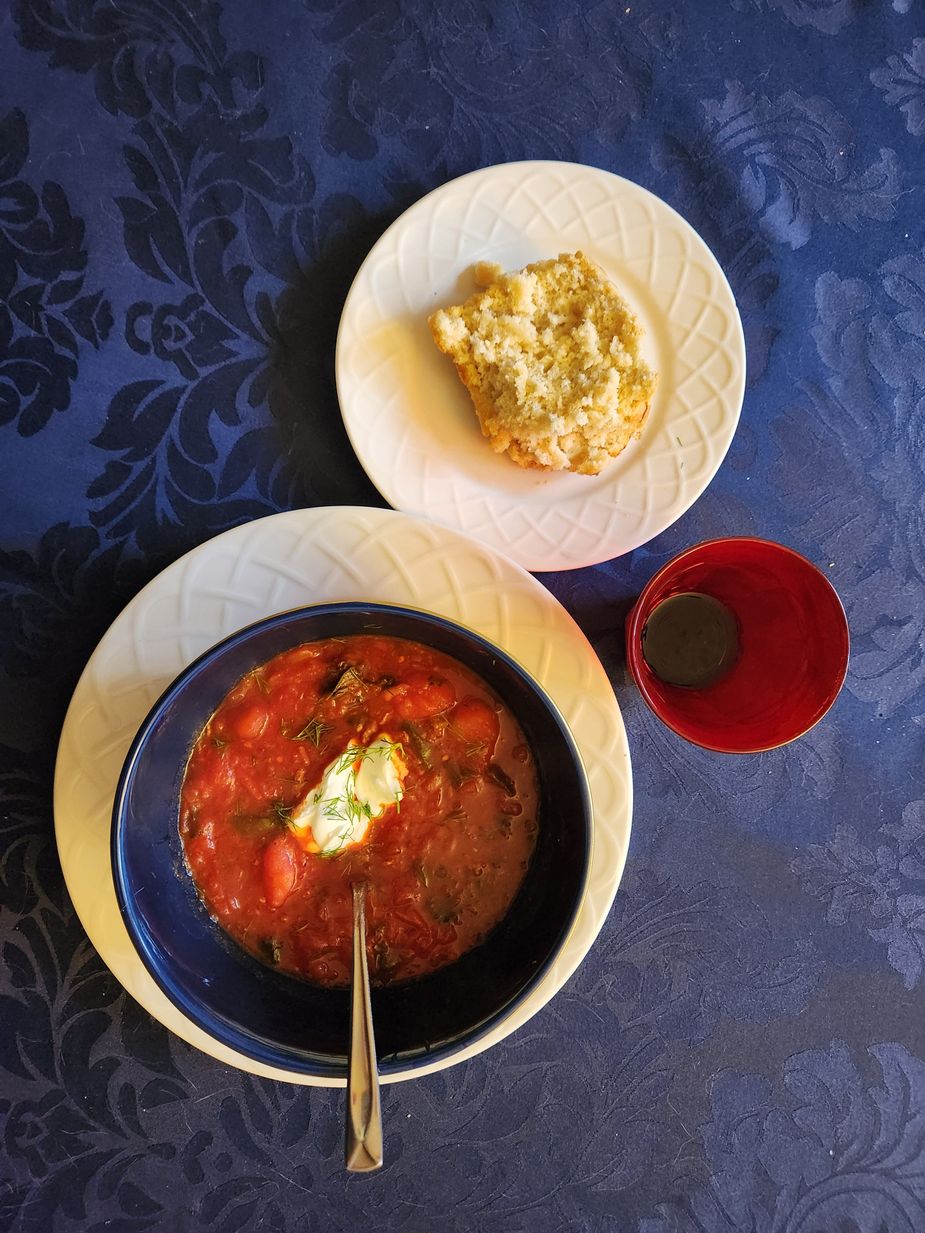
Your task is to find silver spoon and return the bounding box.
[345,881,383,1172]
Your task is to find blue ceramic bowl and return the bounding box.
[112,602,591,1079]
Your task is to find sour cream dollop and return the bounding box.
[289,737,406,855]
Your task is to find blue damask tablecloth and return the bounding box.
[2,1,924,1229]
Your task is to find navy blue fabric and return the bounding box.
[1,1,924,1228]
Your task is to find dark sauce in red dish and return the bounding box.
[642,592,740,688]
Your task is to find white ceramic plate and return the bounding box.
[336,160,745,572]
[54,507,632,1087]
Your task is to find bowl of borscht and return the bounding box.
[111,602,591,1079]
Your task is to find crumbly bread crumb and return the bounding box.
[473,260,504,287]
[428,251,657,475]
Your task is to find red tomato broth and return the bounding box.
[179,635,539,987]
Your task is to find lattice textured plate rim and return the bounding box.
[336,159,745,571]
[54,507,632,1087]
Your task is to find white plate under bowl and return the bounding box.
[54,507,632,1087]
[336,160,745,572]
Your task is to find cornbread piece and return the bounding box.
[429,252,657,475]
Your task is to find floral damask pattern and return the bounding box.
[0,108,111,437]
[770,260,925,716]
[654,78,903,384]
[640,1042,925,1233]
[586,865,822,1040]
[15,0,348,554]
[300,0,660,170]
[690,82,900,251]
[872,38,925,136]
[734,0,864,34]
[628,687,844,830]
[733,0,913,33]
[793,801,925,990]
[2,0,924,1229]
[0,523,145,686]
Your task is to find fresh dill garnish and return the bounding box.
[308,738,405,855]
[330,740,403,776]
[330,666,366,698]
[250,669,271,696]
[319,793,370,826]
[212,736,228,750]
[294,716,332,746]
[465,741,486,761]
[442,806,467,824]
[271,801,293,824]
[319,828,351,858]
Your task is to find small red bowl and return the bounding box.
[625,537,850,754]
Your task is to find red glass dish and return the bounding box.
[625,538,850,754]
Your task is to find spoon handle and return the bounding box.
[345,882,383,1172]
